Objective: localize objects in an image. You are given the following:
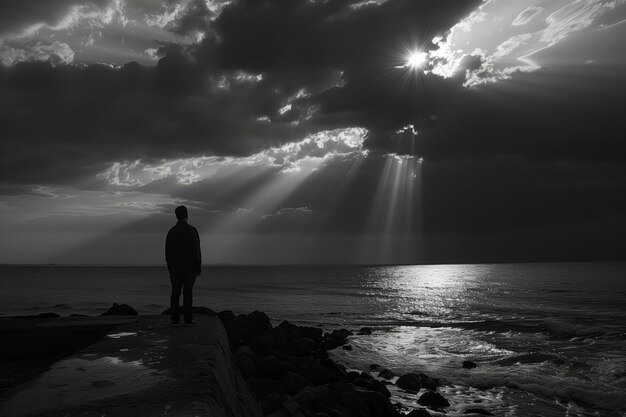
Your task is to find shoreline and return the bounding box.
[0,306,495,417]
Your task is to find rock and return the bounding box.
[301,337,317,351]
[102,303,137,316]
[417,373,439,391]
[266,409,290,417]
[260,332,276,351]
[347,371,360,381]
[247,377,286,396]
[299,361,337,385]
[260,392,284,415]
[417,391,450,409]
[323,329,353,350]
[234,345,256,358]
[395,373,421,391]
[290,337,314,356]
[352,378,391,398]
[321,359,348,378]
[270,327,291,349]
[407,409,431,417]
[281,371,311,395]
[283,399,301,414]
[378,369,394,380]
[255,356,294,380]
[464,408,493,416]
[248,310,272,333]
[329,381,349,403]
[352,387,391,415]
[462,360,477,369]
[319,404,351,417]
[299,326,323,345]
[359,372,373,380]
[225,316,273,355]
[342,345,353,351]
[293,385,330,407]
[358,327,372,335]
[369,364,380,370]
[218,310,235,322]
[233,353,256,378]
[341,391,371,417]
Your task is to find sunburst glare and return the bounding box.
[406,51,427,69]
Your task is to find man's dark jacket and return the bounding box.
[165,221,201,276]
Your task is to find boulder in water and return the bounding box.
[352,377,391,398]
[396,373,421,391]
[378,369,394,380]
[358,327,372,335]
[462,360,477,369]
[463,408,493,416]
[323,329,353,349]
[102,303,137,316]
[418,373,439,391]
[417,391,450,409]
[407,409,431,417]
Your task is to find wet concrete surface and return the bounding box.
[0,315,261,417]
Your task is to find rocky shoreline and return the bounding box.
[203,307,493,417]
[1,305,495,417]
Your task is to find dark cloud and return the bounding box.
[0,57,308,183]
[0,0,481,185]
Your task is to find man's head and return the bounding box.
[175,205,188,221]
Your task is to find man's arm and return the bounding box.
[165,230,172,274]
[193,228,201,276]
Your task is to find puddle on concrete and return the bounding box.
[107,331,137,339]
[0,355,164,417]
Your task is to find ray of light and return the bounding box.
[202,159,325,263]
[356,154,422,264]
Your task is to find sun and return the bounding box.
[406,51,427,69]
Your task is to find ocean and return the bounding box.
[1,262,625,416]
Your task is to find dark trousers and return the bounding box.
[170,273,196,323]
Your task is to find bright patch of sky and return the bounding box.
[0,0,232,66]
[426,0,626,87]
[97,127,368,187]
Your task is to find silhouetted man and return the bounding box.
[165,205,201,326]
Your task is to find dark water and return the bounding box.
[1,262,625,416]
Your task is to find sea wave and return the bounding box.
[377,317,625,340]
[460,372,626,412]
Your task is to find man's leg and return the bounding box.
[170,274,184,324]
[182,274,196,324]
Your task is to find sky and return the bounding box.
[1,0,625,265]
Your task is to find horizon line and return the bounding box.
[1,259,624,268]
